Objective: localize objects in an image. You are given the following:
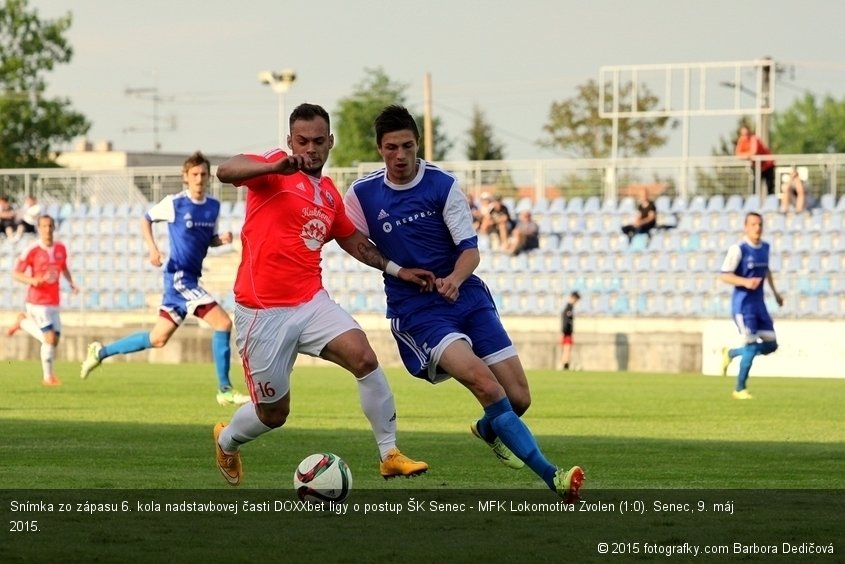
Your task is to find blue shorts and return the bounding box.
[732,305,775,342]
[161,271,216,325]
[389,283,515,384]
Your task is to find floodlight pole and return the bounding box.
[259,69,297,148]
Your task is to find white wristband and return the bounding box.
[385,260,402,277]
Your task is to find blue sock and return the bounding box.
[736,343,759,391]
[100,331,152,360]
[486,397,557,489]
[212,331,232,391]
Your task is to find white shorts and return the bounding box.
[234,289,361,404]
[25,303,62,334]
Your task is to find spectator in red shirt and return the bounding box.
[735,126,776,195]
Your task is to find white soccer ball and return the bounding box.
[293,452,353,503]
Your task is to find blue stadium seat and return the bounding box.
[583,196,601,213]
[566,197,583,214]
[548,197,566,213]
[725,194,744,212]
[707,194,725,212]
[688,195,707,213]
[819,193,836,211]
[655,195,671,214]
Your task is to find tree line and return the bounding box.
[2,0,844,169]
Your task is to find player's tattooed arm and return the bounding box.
[337,230,435,290]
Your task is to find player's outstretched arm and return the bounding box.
[336,230,434,290]
[217,154,313,184]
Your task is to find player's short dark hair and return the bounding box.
[374,105,419,146]
[290,103,330,130]
[745,211,762,224]
[571,291,581,300]
[183,151,210,173]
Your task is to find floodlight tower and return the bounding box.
[258,69,297,148]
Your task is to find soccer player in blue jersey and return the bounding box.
[719,212,784,399]
[343,105,584,501]
[79,151,249,406]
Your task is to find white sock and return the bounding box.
[40,343,55,379]
[356,367,397,459]
[21,318,45,343]
[219,403,271,453]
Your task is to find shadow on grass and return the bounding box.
[3,420,844,562]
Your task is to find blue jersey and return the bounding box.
[720,239,770,314]
[344,159,481,318]
[146,191,221,276]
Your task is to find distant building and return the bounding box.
[55,139,230,170]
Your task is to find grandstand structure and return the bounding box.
[1,154,843,374]
[2,154,843,316]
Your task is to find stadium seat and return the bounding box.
[566,196,584,214]
[617,196,636,215]
[583,196,601,213]
[707,194,725,212]
[548,197,566,214]
[655,195,671,215]
[819,193,836,211]
[688,195,707,213]
[725,194,744,212]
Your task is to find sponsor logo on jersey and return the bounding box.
[183,211,215,229]
[393,210,436,226]
[300,218,328,250]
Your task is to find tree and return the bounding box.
[465,105,504,161]
[0,0,90,168]
[771,93,845,154]
[331,67,451,166]
[539,79,673,158]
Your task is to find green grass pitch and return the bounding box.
[3,361,843,562]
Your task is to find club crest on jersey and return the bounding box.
[323,190,335,208]
[300,218,328,250]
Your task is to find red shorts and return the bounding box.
[560,334,573,345]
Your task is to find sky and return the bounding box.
[27,0,845,162]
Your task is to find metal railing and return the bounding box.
[1,153,843,205]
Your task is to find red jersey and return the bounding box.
[233,149,356,308]
[15,241,68,306]
[735,134,775,171]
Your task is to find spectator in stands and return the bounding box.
[79,151,250,407]
[478,193,514,249]
[735,126,776,195]
[621,187,657,243]
[7,215,79,386]
[506,209,540,255]
[467,193,483,232]
[718,212,783,400]
[14,195,41,241]
[779,167,809,213]
[0,195,19,239]
[558,291,580,371]
[344,104,584,502]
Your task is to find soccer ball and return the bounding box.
[293,452,353,503]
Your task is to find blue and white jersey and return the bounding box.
[146,191,220,276]
[345,159,480,318]
[720,238,770,314]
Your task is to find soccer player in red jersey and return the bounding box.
[8,215,78,385]
[212,103,433,485]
